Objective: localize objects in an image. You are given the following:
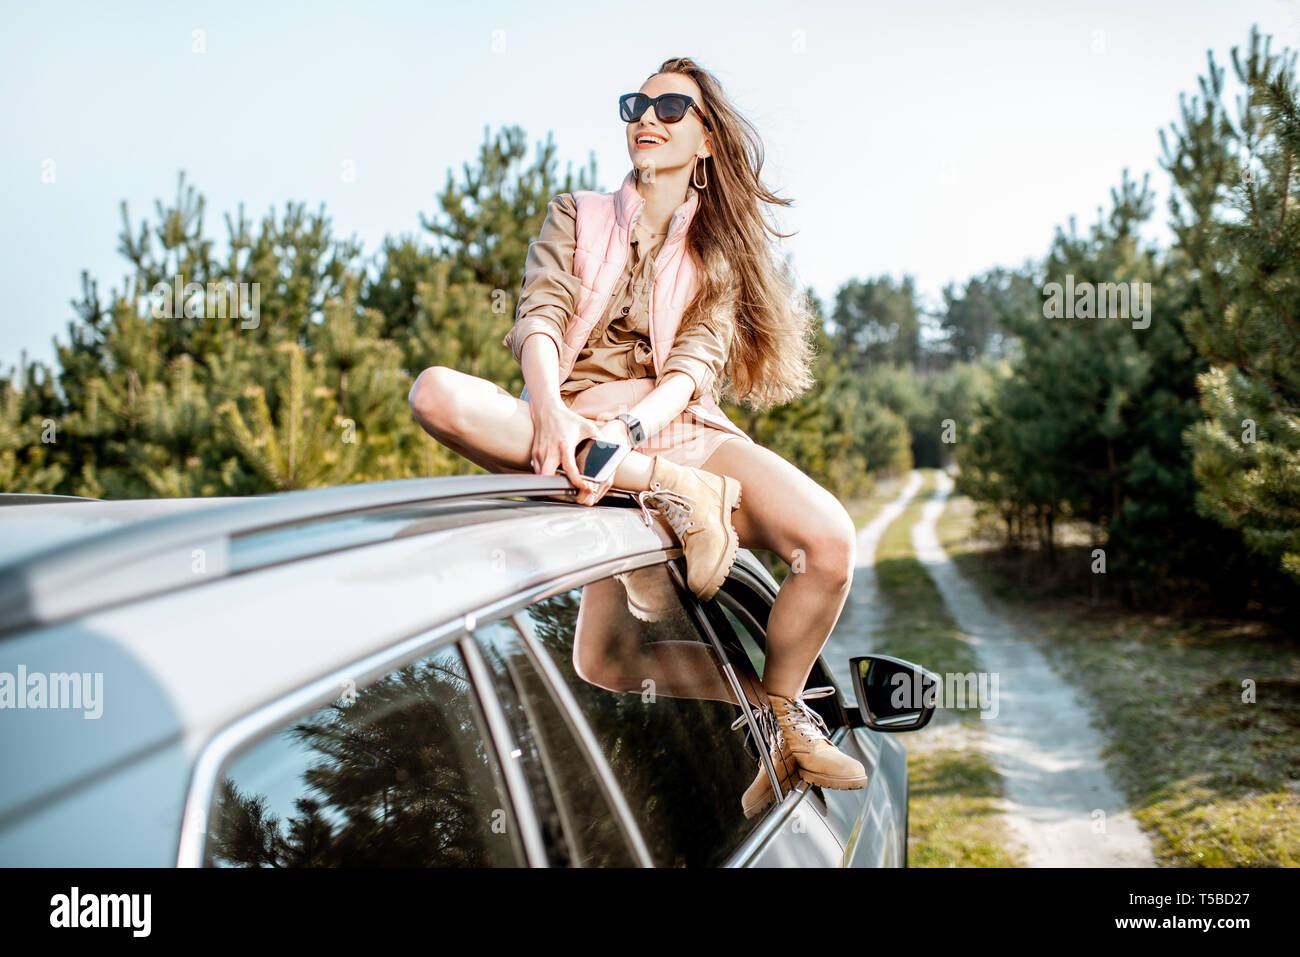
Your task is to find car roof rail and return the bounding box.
[0,474,600,637]
[0,493,102,506]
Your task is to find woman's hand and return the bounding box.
[570,417,634,506]
[528,396,603,494]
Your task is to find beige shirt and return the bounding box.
[501,191,733,403]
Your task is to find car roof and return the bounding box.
[0,478,686,818]
[0,495,249,567]
[0,478,777,831]
[0,476,657,636]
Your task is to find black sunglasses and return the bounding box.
[619,92,712,131]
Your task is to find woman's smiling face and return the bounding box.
[625,72,710,177]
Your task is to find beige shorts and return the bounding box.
[562,377,752,470]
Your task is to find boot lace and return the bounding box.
[774,687,837,746]
[635,488,696,537]
[731,700,781,757]
[731,686,837,752]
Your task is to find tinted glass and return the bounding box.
[203,643,523,867]
[704,584,844,734]
[717,600,767,678]
[474,619,638,867]
[517,563,770,867]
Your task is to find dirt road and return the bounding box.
[910,471,1155,866]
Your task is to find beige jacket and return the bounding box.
[501,191,734,404]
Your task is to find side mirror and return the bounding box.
[849,654,939,732]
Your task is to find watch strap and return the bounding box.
[617,413,645,446]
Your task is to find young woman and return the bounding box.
[409,57,865,814]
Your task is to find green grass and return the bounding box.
[865,470,1023,867]
[873,473,983,683]
[843,471,909,535]
[906,743,1021,867]
[940,496,1300,867]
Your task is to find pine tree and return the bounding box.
[937,267,1036,363]
[955,170,1244,605]
[830,275,923,369]
[1162,26,1300,583]
[7,126,919,504]
[720,288,910,498]
[216,340,359,491]
[306,273,432,483]
[422,126,597,294]
[0,351,66,494]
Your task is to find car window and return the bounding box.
[704,582,844,734]
[514,563,770,867]
[202,643,524,867]
[717,600,766,678]
[473,618,639,867]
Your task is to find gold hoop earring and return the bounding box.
[692,154,708,189]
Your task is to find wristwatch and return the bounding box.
[616,413,645,447]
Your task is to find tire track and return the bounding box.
[911,471,1155,867]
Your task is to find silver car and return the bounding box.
[0,477,934,867]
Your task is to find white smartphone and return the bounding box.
[576,438,630,484]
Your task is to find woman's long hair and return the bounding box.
[643,56,818,410]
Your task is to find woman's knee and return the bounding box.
[794,501,857,589]
[409,366,468,435]
[572,644,636,693]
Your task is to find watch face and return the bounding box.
[618,414,642,444]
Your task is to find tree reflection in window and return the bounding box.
[519,572,769,867]
[203,644,522,867]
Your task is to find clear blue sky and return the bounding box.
[3,0,1299,370]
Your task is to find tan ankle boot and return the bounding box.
[633,455,742,601]
[766,687,868,789]
[613,564,678,622]
[733,702,802,817]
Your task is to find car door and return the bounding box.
[192,639,532,867]
[698,566,905,867]
[470,617,643,866]
[471,559,794,867]
[684,570,847,866]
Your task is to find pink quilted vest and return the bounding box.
[522,168,748,442]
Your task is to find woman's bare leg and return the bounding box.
[411,365,842,702]
[408,366,655,487]
[699,438,858,700]
[572,576,766,706]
